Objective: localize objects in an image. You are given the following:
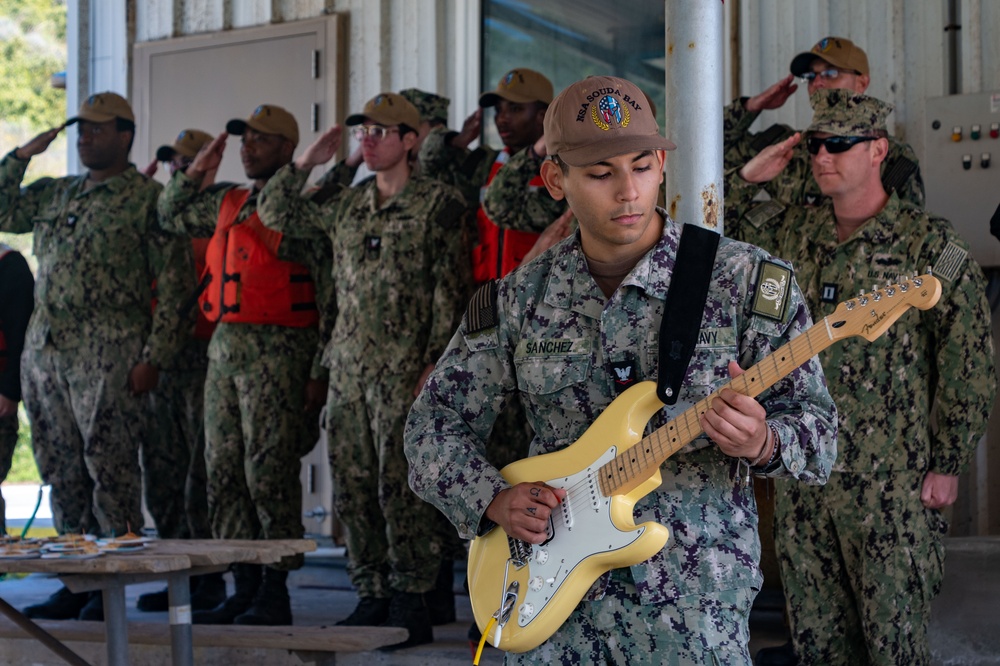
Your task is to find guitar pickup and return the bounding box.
[560,490,573,530]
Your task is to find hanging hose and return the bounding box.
[19,484,45,539]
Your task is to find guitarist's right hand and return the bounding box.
[485,483,567,545]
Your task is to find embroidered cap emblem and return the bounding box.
[591,95,630,131]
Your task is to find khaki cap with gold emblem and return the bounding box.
[479,68,553,107]
[345,93,421,130]
[66,92,135,125]
[155,129,214,162]
[544,75,676,167]
[790,36,870,77]
[226,104,299,147]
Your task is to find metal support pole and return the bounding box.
[167,571,194,666]
[664,0,725,234]
[102,581,129,666]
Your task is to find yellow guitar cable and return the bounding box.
[473,617,497,665]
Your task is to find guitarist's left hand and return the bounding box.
[700,361,770,461]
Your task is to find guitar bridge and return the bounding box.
[507,535,531,567]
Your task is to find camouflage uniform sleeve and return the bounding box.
[424,189,472,366]
[157,170,230,237]
[481,147,565,232]
[309,160,358,206]
[309,241,334,382]
[737,251,839,483]
[722,172,792,254]
[143,223,196,367]
[404,281,516,539]
[256,163,330,240]
[722,98,762,172]
[418,127,490,207]
[921,229,996,474]
[0,150,49,233]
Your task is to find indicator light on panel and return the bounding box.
[971,124,982,140]
[952,126,963,142]
[991,123,999,139]
[962,154,973,170]
[982,152,991,169]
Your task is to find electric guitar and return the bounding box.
[468,275,942,653]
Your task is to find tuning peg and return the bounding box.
[886,285,896,297]
[872,286,882,301]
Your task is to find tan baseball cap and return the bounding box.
[345,93,421,130]
[807,90,892,137]
[479,68,553,107]
[790,36,870,77]
[226,104,299,146]
[66,92,135,125]
[155,129,214,162]
[544,76,675,167]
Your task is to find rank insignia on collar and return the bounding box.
[820,282,838,304]
[67,214,77,227]
[752,260,791,321]
[364,234,381,260]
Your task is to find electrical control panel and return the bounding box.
[923,92,1000,268]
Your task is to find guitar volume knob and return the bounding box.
[534,549,549,564]
[529,576,544,591]
[518,602,535,618]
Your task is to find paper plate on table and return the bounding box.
[98,542,147,554]
[0,549,42,560]
[41,551,103,560]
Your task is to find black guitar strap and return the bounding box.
[656,223,720,405]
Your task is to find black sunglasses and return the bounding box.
[806,136,876,155]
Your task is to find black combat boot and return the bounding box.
[233,567,292,626]
[756,640,799,666]
[190,572,228,611]
[336,597,392,626]
[23,586,90,620]
[192,564,261,624]
[380,591,433,651]
[426,559,456,625]
[78,591,104,621]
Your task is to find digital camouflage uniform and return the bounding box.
[0,246,34,534]
[726,101,996,662]
[0,153,193,537]
[141,338,211,540]
[158,173,331,570]
[257,163,468,598]
[405,212,838,664]
[722,98,925,207]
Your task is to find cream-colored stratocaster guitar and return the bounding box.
[468,275,942,653]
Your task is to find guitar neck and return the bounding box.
[598,317,837,497]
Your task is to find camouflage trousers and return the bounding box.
[204,351,319,571]
[327,369,455,597]
[507,568,753,665]
[775,471,945,666]
[21,343,146,536]
[141,361,211,540]
[0,413,18,533]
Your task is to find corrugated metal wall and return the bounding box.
[734,0,1000,163]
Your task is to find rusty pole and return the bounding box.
[664,0,724,234]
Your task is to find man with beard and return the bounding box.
[158,104,332,626]
[0,92,192,621]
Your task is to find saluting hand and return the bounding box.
[486,483,567,545]
[15,125,64,160]
[141,159,158,178]
[186,133,227,181]
[739,132,801,185]
[745,75,799,114]
[452,109,482,150]
[295,125,344,172]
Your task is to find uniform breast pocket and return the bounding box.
[683,346,738,402]
[515,354,591,396]
[30,215,58,257]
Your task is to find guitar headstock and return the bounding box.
[826,274,942,342]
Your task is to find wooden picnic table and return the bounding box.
[0,538,316,666]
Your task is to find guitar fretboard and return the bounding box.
[598,318,834,497]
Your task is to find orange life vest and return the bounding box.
[471,149,542,283]
[199,189,318,327]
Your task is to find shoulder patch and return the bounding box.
[745,199,786,230]
[933,241,968,283]
[752,260,792,321]
[750,124,795,153]
[881,156,918,194]
[466,279,499,333]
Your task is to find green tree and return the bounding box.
[0,0,67,131]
